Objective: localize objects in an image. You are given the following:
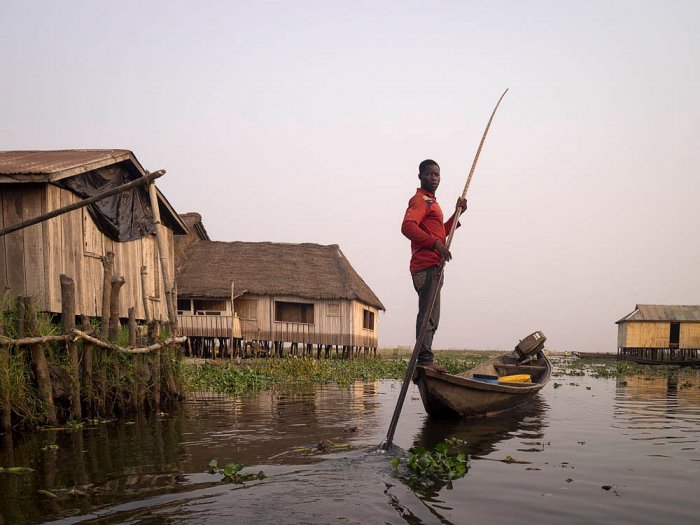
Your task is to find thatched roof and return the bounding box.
[178,212,210,241]
[616,304,700,323]
[176,241,385,310]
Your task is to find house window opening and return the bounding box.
[236,299,258,320]
[177,299,192,314]
[193,299,226,316]
[327,303,340,317]
[275,301,314,324]
[363,309,375,331]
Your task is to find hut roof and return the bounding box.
[0,149,187,234]
[0,149,137,182]
[616,304,700,323]
[178,212,210,240]
[176,241,385,310]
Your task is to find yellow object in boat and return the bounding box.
[498,374,531,383]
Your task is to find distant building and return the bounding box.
[0,150,186,321]
[615,304,700,364]
[175,213,385,356]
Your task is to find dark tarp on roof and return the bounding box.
[54,162,156,242]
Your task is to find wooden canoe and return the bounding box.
[414,349,551,418]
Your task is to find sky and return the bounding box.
[2,0,698,352]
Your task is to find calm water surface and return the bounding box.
[0,357,698,524]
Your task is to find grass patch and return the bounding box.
[183,350,493,396]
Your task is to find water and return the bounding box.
[1,358,699,524]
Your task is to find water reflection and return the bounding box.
[613,368,700,453]
[414,396,548,457]
[1,367,700,525]
[403,397,548,503]
[0,412,190,524]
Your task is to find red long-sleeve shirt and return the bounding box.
[401,188,457,273]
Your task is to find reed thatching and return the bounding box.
[176,239,385,310]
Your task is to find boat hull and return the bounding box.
[415,354,551,418]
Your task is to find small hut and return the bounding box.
[616,304,700,364]
[175,213,385,356]
[0,150,187,321]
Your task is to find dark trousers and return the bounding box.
[412,266,442,364]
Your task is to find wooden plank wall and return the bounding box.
[231,294,377,347]
[0,184,174,321]
[623,322,670,348]
[680,323,700,348]
[351,300,379,348]
[617,323,628,349]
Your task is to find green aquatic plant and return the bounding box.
[184,353,490,396]
[207,459,266,483]
[392,438,470,485]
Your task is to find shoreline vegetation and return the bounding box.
[183,350,496,396]
[183,349,698,397]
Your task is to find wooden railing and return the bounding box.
[178,314,232,338]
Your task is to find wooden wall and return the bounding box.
[227,293,380,347]
[680,323,700,348]
[352,300,379,348]
[619,321,700,349]
[621,322,669,348]
[0,183,174,321]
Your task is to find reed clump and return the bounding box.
[0,300,185,430]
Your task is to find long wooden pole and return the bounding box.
[0,170,164,238]
[382,89,508,450]
[146,180,177,328]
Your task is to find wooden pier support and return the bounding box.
[80,315,94,417]
[60,275,82,420]
[0,315,12,432]
[24,297,58,426]
[108,276,125,341]
[128,307,137,347]
[148,322,161,409]
[100,252,115,340]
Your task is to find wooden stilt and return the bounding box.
[108,276,125,341]
[149,322,161,409]
[146,182,177,329]
[80,315,93,417]
[100,252,115,339]
[0,313,12,431]
[60,275,82,420]
[24,298,58,426]
[128,307,137,347]
[140,266,152,322]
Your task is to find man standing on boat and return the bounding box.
[401,159,467,368]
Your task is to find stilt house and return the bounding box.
[616,304,700,364]
[0,150,187,321]
[175,213,385,353]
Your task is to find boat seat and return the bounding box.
[495,364,547,372]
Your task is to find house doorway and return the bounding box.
[669,322,680,349]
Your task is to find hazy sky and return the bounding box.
[2,1,698,351]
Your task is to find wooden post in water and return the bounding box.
[140,265,152,323]
[25,297,58,426]
[60,275,82,420]
[100,252,115,339]
[80,315,93,417]
[149,321,161,409]
[0,313,12,432]
[108,276,125,342]
[128,307,137,347]
[146,181,177,329]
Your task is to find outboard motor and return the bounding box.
[514,331,547,361]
